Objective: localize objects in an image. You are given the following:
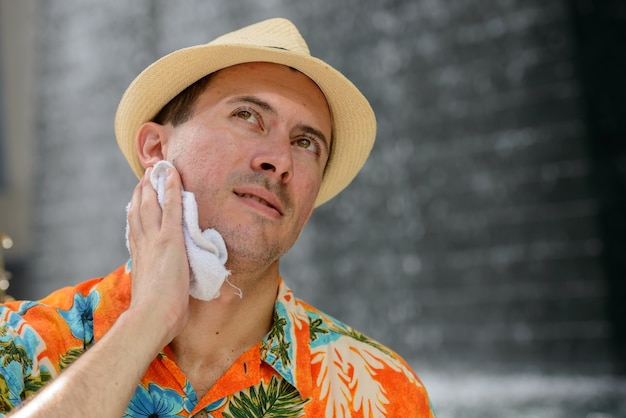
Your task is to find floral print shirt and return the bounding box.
[0,261,435,417]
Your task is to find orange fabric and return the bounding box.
[0,262,436,417]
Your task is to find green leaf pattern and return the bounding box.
[223,375,307,418]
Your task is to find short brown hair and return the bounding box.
[152,73,214,126]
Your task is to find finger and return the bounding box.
[127,170,149,239]
[160,168,184,236]
[136,167,166,234]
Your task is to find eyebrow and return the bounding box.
[227,95,276,114]
[227,95,330,152]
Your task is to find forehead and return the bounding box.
[203,62,332,136]
[210,62,329,109]
[213,62,316,84]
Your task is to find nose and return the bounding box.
[251,135,294,183]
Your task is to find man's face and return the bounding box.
[161,62,332,273]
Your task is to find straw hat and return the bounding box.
[114,18,376,207]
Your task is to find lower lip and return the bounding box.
[236,194,282,219]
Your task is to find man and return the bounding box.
[0,18,435,417]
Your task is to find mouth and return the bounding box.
[234,191,283,217]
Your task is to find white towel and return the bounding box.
[126,160,236,301]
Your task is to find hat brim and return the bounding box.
[115,43,376,207]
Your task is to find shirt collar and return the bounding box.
[260,278,313,399]
[92,264,314,399]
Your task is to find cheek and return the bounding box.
[299,163,325,197]
[169,137,229,183]
[171,153,224,196]
[295,175,322,217]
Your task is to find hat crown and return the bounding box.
[209,18,310,55]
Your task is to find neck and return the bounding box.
[168,262,279,367]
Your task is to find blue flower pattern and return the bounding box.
[57,292,100,345]
[125,383,185,417]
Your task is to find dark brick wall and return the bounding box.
[567,0,626,370]
[282,0,617,373]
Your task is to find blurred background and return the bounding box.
[1,0,625,416]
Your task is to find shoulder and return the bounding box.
[0,265,131,413]
[0,277,103,360]
[0,272,118,371]
[1,276,103,330]
[1,262,130,338]
[294,298,436,417]
[302,300,417,381]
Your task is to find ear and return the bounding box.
[135,122,170,169]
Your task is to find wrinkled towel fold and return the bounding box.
[126,160,234,301]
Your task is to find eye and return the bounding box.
[293,136,321,156]
[233,108,261,125]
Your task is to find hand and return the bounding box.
[7,168,191,418]
[126,167,190,347]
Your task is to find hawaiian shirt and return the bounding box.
[0,260,435,417]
